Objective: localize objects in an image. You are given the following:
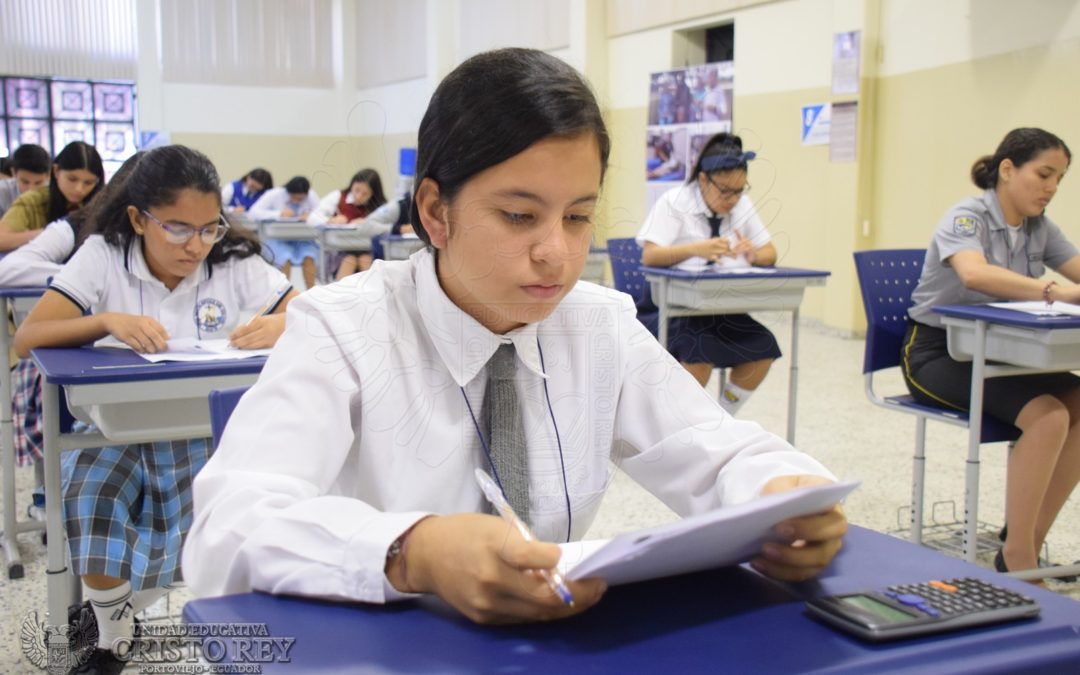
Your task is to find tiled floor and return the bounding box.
[2,314,1078,670]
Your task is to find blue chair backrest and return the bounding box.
[853,249,926,374]
[209,386,249,447]
[606,237,657,313]
[372,232,388,260]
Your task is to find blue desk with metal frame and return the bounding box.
[641,266,830,443]
[933,303,1080,573]
[182,525,1080,673]
[31,347,267,651]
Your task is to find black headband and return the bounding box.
[701,151,756,172]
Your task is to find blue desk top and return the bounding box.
[641,265,831,280]
[182,526,1080,673]
[934,303,1080,330]
[31,347,266,385]
[0,285,48,298]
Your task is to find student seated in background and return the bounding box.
[636,133,780,415]
[0,156,11,177]
[307,168,387,279]
[0,141,104,252]
[250,175,321,289]
[0,143,50,217]
[221,167,272,214]
[184,48,847,626]
[904,127,1080,579]
[14,145,298,674]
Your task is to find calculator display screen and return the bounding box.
[841,595,916,624]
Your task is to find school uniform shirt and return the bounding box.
[49,234,291,340]
[908,189,1079,328]
[222,180,265,211]
[183,246,835,603]
[0,217,77,287]
[0,186,49,233]
[307,189,349,225]
[0,176,21,216]
[636,183,771,271]
[248,187,321,222]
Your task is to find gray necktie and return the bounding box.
[481,343,529,523]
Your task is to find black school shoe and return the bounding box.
[67,648,125,675]
[996,529,1077,582]
[65,601,133,675]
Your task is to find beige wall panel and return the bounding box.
[871,39,1080,253]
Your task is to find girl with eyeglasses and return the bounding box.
[13,144,298,673]
[636,132,779,414]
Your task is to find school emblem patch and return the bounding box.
[194,298,227,332]
[953,216,977,237]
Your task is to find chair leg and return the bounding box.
[717,368,727,401]
[912,417,927,545]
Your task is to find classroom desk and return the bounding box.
[31,347,266,650]
[383,233,426,261]
[313,225,375,283]
[934,303,1080,573]
[255,218,318,243]
[642,266,830,443]
[181,525,1080,674]
[0,286,47,579]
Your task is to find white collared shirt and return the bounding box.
[248,187,321,221]
[184,247,834,604]
[0,217,75,287]
[636,182,770,271]
[49,235,290,339]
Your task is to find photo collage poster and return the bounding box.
[645,61,734,212]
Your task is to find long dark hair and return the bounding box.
[409,48,610,245]
[82,144,260,266]
[687,132,753,184]
[48,141,105,224]
[971,128,1072,189]
[346,168,387,212]
[244,167,273,191]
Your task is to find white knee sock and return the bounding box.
[719,382,753,416]
[85,581,134,651]
[132,585,172,613]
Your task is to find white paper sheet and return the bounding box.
[559,480,858,586]
[105,338,273,363]
[988,300,1080,317]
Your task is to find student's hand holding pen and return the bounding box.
[750,474,849,582]
[698,236,734,262]
[388,514,607,625]
[732,232,756,263]
[228,313,286,349]
[102,313,170,353]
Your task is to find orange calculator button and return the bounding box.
[928,580,958,593]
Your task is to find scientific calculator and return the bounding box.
[805,577,1040,642]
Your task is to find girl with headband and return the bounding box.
[636,132,779,414]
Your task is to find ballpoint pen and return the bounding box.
[244,282,291,326]
[473,468,575,607]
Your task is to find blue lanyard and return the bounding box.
[460,338,572,543]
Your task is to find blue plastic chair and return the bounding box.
[853,249,1019,547]
[208,386,250,447]
[606,237,659,336]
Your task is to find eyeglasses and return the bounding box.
[706,176,750,200]
[141,210,230,245]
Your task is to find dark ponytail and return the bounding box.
[971,128,1072,189]
[48,141,105,223]
[410,48,609,246]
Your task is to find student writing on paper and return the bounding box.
[904,128,1080,578]
[307,168,388,280]
[249,175,321,290]
[185,48,847,626]
[13,145,298,674]
[0,143,50,218]
[221,167,272,214]
[635,133,779,411]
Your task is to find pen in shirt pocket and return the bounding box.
[474,468,575,607]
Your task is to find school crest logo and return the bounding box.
[21,606,97,673]
[194,298,227,332]
[953,216,977,237]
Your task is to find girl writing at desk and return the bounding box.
[636,133,779,414]
[307,168,388,280]
[185,48,846,626]
[14,144,299,674]
[904,127,1080,578]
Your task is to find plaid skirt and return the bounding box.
[61,432,212,590]
[13,358,44,467]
